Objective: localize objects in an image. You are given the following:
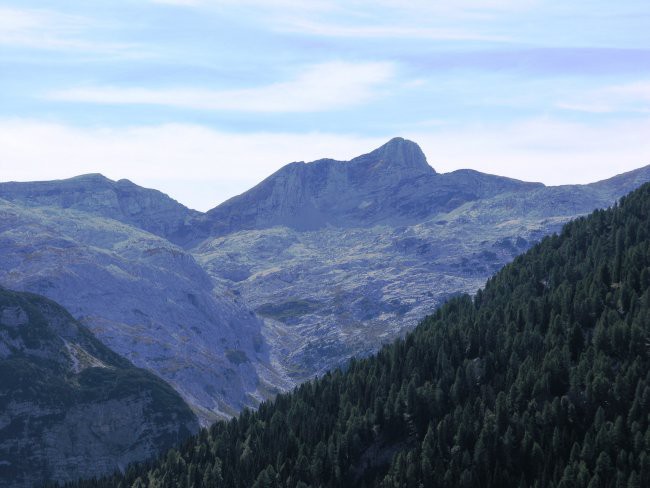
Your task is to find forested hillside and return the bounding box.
[68,183,650,487]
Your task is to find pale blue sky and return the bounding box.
[1,0,650,210]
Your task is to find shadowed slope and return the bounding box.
[0,287,199,488]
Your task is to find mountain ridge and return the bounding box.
[4,139,650,238]
[0,173,199,242]
[200,139,544,238]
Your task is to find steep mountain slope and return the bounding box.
[0,173,199,242]
[69,182,650,488]
[0,199,289,423]
[0,287,198,488]
[195,141,650,382]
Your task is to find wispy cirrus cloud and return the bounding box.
[0,6,139,54]
[148,0,535,15]
[148,0,527,42]
[276,19,511,42]
[148,0,337,11]
[149,0,202,6]
[46,61,396,112]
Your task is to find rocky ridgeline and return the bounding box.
[199,138,543,236]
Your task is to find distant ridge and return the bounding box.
[0,173,198,241]
[2,140,649,245]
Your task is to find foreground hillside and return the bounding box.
[0,287,199,488]
[67,184,650,486]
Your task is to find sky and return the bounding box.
[1,1,650,211]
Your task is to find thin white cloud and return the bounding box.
[409,117,650,185]
[149,0,337,11]
[0,6,139,54]
[1,118,649,211]
[147,0,530,42]
[149,0,534,15]
[150,0,202,5]
[47,61,396,112]
[558,81,650,114]
[149,0,522,41]
[277,19,510,42]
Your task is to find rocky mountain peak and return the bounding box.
[351,137,435,178]
[69,173,112,184]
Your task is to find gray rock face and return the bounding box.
[0,287,199,488]
[0,200,289,425]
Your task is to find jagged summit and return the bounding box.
[351,137,434,176]
[69,173,140,188]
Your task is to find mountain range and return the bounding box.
[1,137,649,426]
[66,165,650,488]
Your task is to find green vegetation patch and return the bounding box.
[256,299,321,323]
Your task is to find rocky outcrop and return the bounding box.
[0,287,199,488]
[193,141,650,381]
